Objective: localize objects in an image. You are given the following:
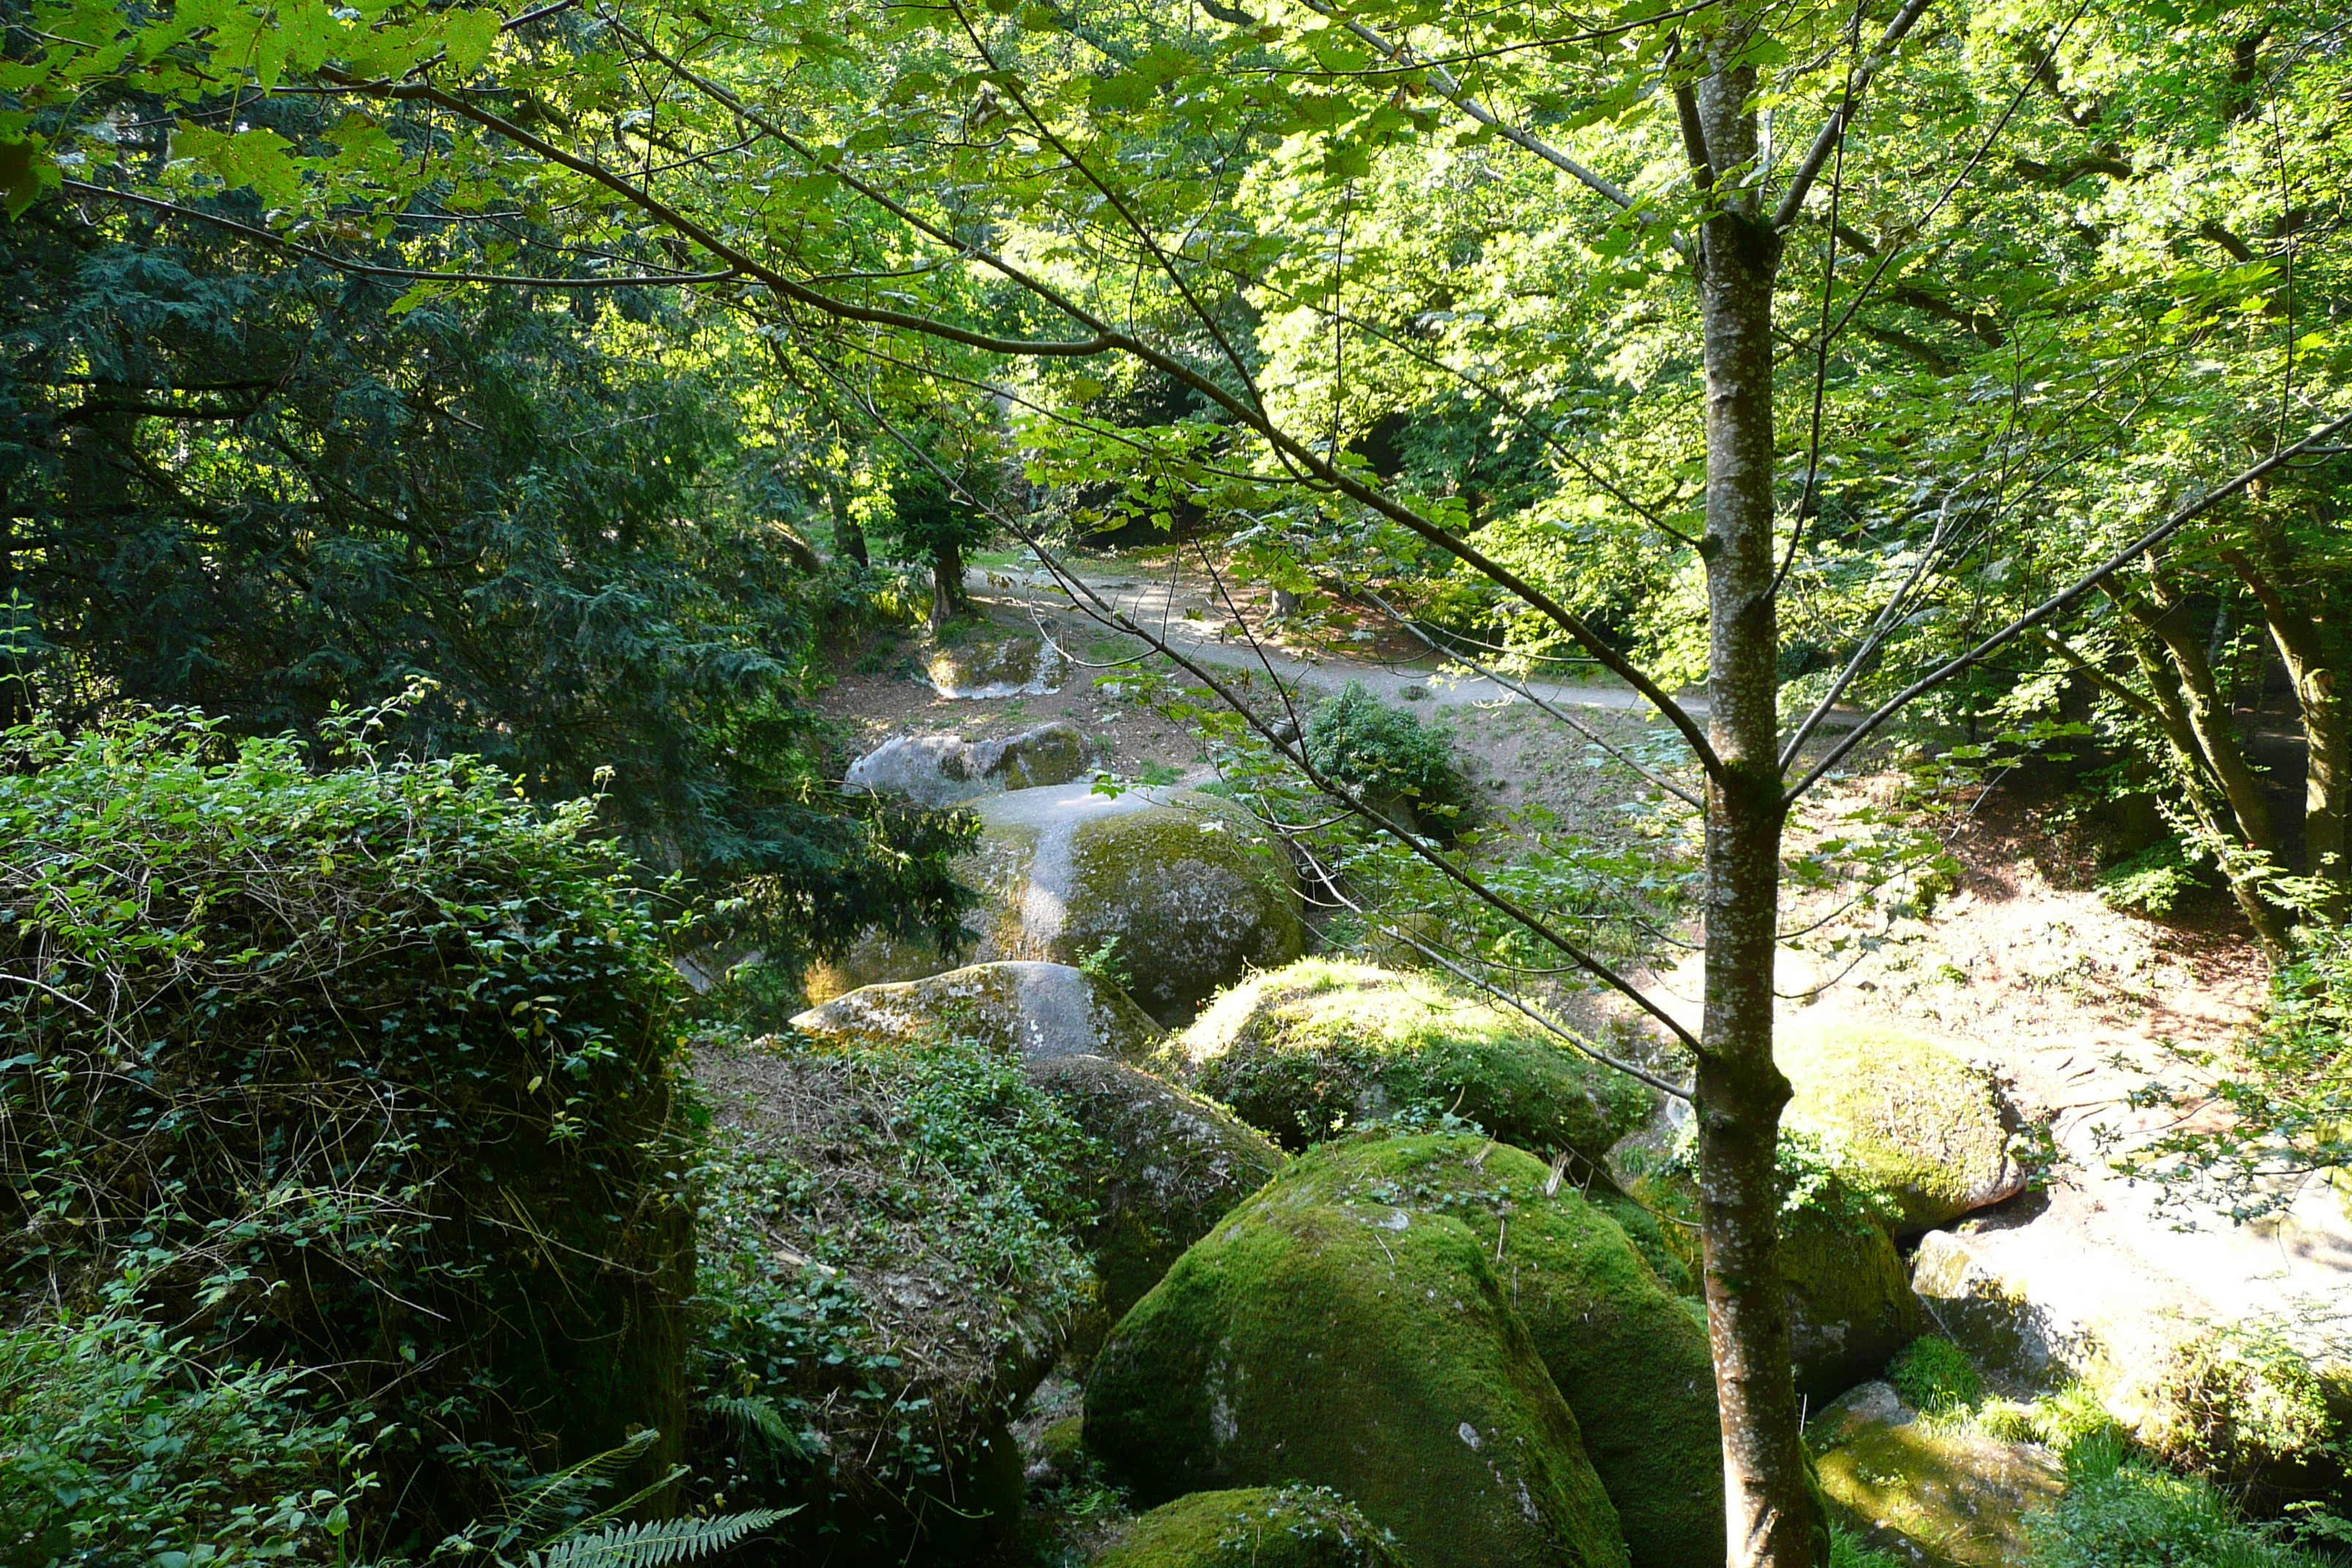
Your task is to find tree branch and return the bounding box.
[1772,0,1938,230]
[1785,407,2352,799]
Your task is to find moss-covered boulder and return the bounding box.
[804,927,954,1005]
[1169,960,1654,1166]
[1806,1381,2061,1568]
[812,784,1304,1022]
[1025,1052,1284,1341]
[690,1033,1100,1561]
[1779,1023,2026,1232]
[1086,1136,1631,1568]
[793,961,1167,1065]
[1263,1136,1725,1568]
[1782,1202,1929,1405]
[962,783,1305,1025]
[1620,1156,1924,1404]
[927,633,1069,698]
[1098,1486,1417,1568]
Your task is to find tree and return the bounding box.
[0,176,975,971]
[10,0,2348,1561]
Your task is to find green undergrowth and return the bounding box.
[1888,1336,1986,1418]
[2027,1431,2344,1568]
[0,704,695,1550]
[687,1033,1101,1557]
[0,1288,375,1566]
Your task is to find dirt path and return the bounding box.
[968,557,1693,715]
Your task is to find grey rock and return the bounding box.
[926,635,1068,698]
[845,722,1090,809]
[791,960,1166,1064]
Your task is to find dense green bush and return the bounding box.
[0,706,693,1550]
[0,1289,374,1567]
[1301,683,1471,835]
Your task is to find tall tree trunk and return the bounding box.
[2108,595,2296,954]
[1689,42,1817,1568]
[0,516,27,732]
[2226,549,2346,912]
[829,483,870,568]
[2121,561,2277,857]
[929,536,967,631]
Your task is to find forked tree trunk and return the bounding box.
[1689,45,1820,1568]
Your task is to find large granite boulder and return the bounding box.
[1086,1135,1632,1568]
[790,963,1280,1349]
[846,721,1090,809]
[966,783,1305,1024]
[1096,1487,1416,1568]
[690,1033,1097,1561]
[1169,960,1656,1166]
[1267,1135,1725,1568]
[1024,1053,1284,1339]
[808,784,1305,1024]
[793,960,1166,1064]
[1620,1153,1924,1403]
[927,633,1068,697]
[1779,1022,2027,1232]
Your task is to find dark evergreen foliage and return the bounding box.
[0,197,973,965]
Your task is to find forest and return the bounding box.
[1,0,2349,1564]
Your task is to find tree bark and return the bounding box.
[2108,592,2295,954]
[2114,565,2277,856]
[2226,548,2345,908]
[829,483,870,568]
[929,535,968,630]
[1690,40,1819,1568]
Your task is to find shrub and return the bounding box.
[2142,1332,2342,1495]
[1302,683,1470,834]
[0,1289,374,1567]
[2026,1430,2335,1568]
[1887,1336,1985,1417]
[0,704,693,1548]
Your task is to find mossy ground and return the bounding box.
[1172,960,1654,1164]
[1086,1132,1630,1568]
[1098,1486,1417,1568]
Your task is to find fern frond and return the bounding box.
[534,1509,793,1568]
[505,1428,664,1542]
[706,1395,807,1457]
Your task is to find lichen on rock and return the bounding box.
[687,1032,1100,1560]
[927,634,1069,698]
[1620,1145,1925,1403]
[1085,1134,1632,1568]
[793,960,1167,1065]
[1026,1052,1284,1344]
[1779,1022,2027,1232]
[1168,960,1655,1166]
[1097,1486,1417,1568]
[807,783,1305,1025]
